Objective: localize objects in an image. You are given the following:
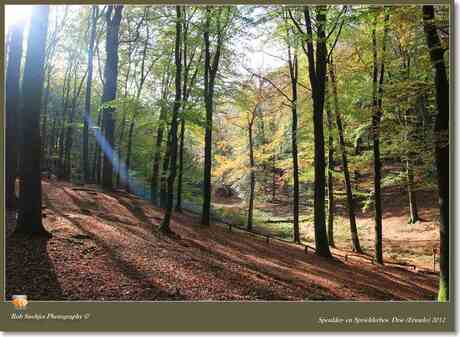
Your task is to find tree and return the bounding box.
[371,8,389,264]
[289,6,331,257]
[151,69,172,205]
[101,5,123,190]
[285,15,301,244]
[176,7,201,212]
[201,6,228,226]
[329,58,363,253]
[16,5,50,236]
[83,5,98,183]
[325,75,335,247]
[422,5,449,301]
[160,5,182,233]
[5,21,24,209]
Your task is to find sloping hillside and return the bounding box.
[6,179,438,301]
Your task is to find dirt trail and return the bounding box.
[6,180,437,301]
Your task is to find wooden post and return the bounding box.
[304,246,308,254]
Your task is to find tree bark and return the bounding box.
[325,76,335,247]
[176,118,186,211]
[151,105,167,205]
[302,6,332,257]
[125,118,135,192]
[160,5,183,232]
[83,5,98,184]
[423,5,449,302]
[160,129,172,208]
[371,9,389,264]
[329,59,363,253]
[101,5,123,190]
[247,114,256,231]
[201,6,224,226]
[63,70,87,180]
[5,22,24,210]
[16,5,50,236]
[288,50,300,244]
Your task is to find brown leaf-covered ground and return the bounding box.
[6,179,438,301]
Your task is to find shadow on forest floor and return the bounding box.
[5,179,439,301]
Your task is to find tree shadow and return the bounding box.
[49,206,182,301]
[6,233,64,300]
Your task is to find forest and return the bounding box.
[5,4,449,301]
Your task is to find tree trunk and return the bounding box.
[404,108,420,224]
[201,8,213,227]
[16,5,50,236]
[247,119,255,231]
[125,119,135,192]
[176,118,185,212]
[93,111,103,183]
[83,5,98,184]
[423,5,449,302]
[41,70,51,169]
[160,130,172,208]
[302,6,332,257]
[201,6,223,226]
[371,9,389,264]
[325,76,335,247]
[329,59,362,253]
[406,158,419,223]
[151,105,167,205]
[5,22,24,210]
[64,70,87,180]
[160,6,182,233]
[101,5,123,190]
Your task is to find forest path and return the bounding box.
[6,179,437,301]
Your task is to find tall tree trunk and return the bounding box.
[5,22,24,210]
[247,118,255,231]
[93,111,103,183]
[371,9,389,264]
[64,70,87,180]
[160,6,182,232]
[57,71,72,179]
[41,70,51,169]
[101,5,123,190]
[151,106,167,205]
[160,130,172,208]
[271,155,277,202]
[125,119,135,192]
[201,6,223,226]
[16,5,50,236]
[83,5,98,184]
[289,52,300,244]
[423,5,449,302]
[302,6,331,257]
[325,76,335,247]
[201,7,213,227]
[176,118,185,211]
[329,59,363,253]
[404,109,419,224]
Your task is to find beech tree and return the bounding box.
[160,5,182,233]
[5,22,24,210]
[101,5,123,190]
[83,5,98,183]
[422,4,449,301]
[289,6,331,257]
[371,8,389,264]
[16,5,50,236]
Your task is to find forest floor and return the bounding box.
[6,178,438,301]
